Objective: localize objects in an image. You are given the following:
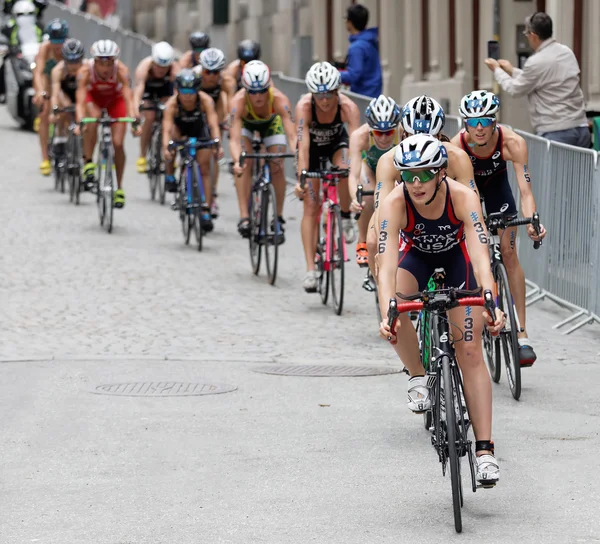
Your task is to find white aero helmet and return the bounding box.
[13,0,36,16]
[401,95,446,136]
[151,41,175,67]
[305,62,341,93]
[459,90,500,118]
[365,95,401,130]
[91,39,120,59]
[200,47,226,71]
[241,60,271,91]
[393,134,448,171]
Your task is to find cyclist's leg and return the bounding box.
[234,129,254,235]
[300,150,322,278]
[211,94,228,196]
[331,141,355,243]
[38,76,51,173]
[82,98,100,179]
[55,91,71,142]
[263,117,288,219]
[107,96,128,207]
[356,162,375,265]
[196,148,212,208]
[138,93,155,169]
[164,124,182,192]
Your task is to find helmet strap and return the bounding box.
[424,173,445,206]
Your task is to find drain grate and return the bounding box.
[91,381,237,397]
[253,365,403,377]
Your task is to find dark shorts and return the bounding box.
[477,171,517,217]
[143,81,174,101]
[398,242,477,292]
[62,87,76,103]
[308,128,349,171]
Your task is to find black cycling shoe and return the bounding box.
[201,213,214,233]
[238,218,250,239]
[271,216,285,244]
[519,343,537,367]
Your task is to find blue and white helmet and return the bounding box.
[200,47,226,71]
[393,134,448,171]
[151,41,175,67]
[305,62,341,93]
[401,95,446,136]
[365,95,401,130]
[241,60,271,91]
[459,90,500,118]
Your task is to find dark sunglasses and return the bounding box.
[465,117,495,128]
[203,69,221,75]
[248,87,269,95]
[179,88,197,95]
[400,169,438,183]
[313,92,335,100]
[372,129,396,138]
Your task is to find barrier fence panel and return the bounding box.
[34,3,600,332]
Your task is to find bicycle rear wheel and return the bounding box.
[329,206,345,315]
[248,183,262,275]
[443,357,463,533]
[263,183,279,285]
[496,263,521,400]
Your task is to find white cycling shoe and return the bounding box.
[476,454,500,487]
[407,375,431,413]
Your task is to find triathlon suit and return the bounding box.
[202,81,221,103]
[362,130,399,173]
[143,65,174,101]
[43,52,59,77]
[459,126,517,217]
[60,63,78,103]
[86,60,127,118]
[397,179,476,291]
[241,87,286,147]
[308,97,349,171]
[235,64,242,91]
[174,96,206,138]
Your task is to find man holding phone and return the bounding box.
[484,12,590,148]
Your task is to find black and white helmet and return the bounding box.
[305,62,341,93]
[459,90,500,118]
[151,41,174,67]
[393,134,448,171]
[91,39,120,59]
[401,95,446,136]
[241,60,271,91]
[365,95,401,130]
[200,48,226,71]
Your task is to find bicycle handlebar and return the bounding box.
[81,117,138,125]
[299,168,350,190]
[486,211,542,250]
[238,151,295,168]
[355,183,375,219]
[168,138,220,151]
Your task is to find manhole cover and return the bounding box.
[253,365,403,377]
[91,382,237,397]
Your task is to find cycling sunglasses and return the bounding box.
[313,92,335,100]
[179,88,197,95]
[248,87,269,95]
[50,39,66,45]
[400,169,438,183]
[204,69,221,75]
[372,129,396,138]
[96,57,116,65]
[465,117,495,128]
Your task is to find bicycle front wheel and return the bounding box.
[155,127,166,205]
[248,184,262,275]
[496,263,521,400]
[96,155,106,227]
[191,165,203,252]
[329,206,345,315]
[263,183,279,286]
[148,125,159,201]
[442,357,463,533]
[104,153,114,234]
[178,167,191,245]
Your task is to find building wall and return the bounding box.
[129,0,599,131]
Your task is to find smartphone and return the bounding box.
[487,40,500,60]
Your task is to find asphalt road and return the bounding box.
[1,106,599,543]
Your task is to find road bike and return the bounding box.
[300,162,350,315]
[53,105,84,204]
[388,286,497,533]
[239,138,294,285]
[169,137,219,251]
[140,100,166,204]
[80,111,137,234]
[483,210,541,400]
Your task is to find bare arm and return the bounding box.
[274,92,296,151]
[295,99,310,175]
[228,94,245,165]
[343,98,362,137]
[506,133,536,218]
[454,187,496,293]
[75,66,89,123]
[132,59,149,116]
[50,62,62,112]
[448,145,479,195]
[222,74,237,114]
[201,91,221,143]
[117,63,136,118]
[32,43,47,99]
[162,98,175,151]
[348,126,368,201]
[373,151,398,232]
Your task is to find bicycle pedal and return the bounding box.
[358,262,369,268]
[477,482,497,490]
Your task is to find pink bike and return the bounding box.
[300,164,350,315]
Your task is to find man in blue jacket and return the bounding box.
[340,4,382,98]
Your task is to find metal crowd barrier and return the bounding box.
[43,2,600,334]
